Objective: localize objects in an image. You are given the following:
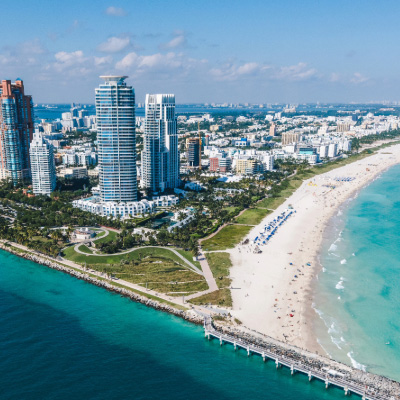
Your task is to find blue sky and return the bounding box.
[1,0,399,103]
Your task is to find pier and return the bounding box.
[204,317,399,400]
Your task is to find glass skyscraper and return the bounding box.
[96,76,137,202]
[0,79,34,185]
[142,94,179,193]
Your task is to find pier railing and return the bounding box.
[204,317,395,400]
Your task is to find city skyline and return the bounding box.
[2,0,400,104]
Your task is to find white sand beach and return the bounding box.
[228,143,400,354]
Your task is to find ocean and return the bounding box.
[33,104,267,122]
[313,163,400,381]
[0,252,348,400]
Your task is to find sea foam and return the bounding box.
[328,243,337,252]
[335,278,345,290]
[347,351,367,371]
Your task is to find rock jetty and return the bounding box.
[0,243,203,326]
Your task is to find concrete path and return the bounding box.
[197,250,219,291]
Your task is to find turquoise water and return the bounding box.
[0,252,349,399]
[314,163,400,381]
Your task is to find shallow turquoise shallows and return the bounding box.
[314,163,400,381]
[1,251,352,400]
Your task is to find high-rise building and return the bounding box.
[186,137,200,167]
[142,94,179,193]
[96,76,137,202]
[30,130,56,196]
[0,79,34,184]
[269,123,277,137]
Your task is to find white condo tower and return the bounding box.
[30,130,56,196]
[142,94,179,193]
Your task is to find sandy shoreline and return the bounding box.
[229,142,400,356]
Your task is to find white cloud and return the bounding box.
[55,50,85,65]
[115,51,183,71]
[330,72,341,82]
[52,50,88,74]
[97,36,130,53]
[161,35,185,49]
[105,6,127,16]
[159,31,187,49]
[19,39,46,55]
[210,62,269,81]
[350,72,369,84]
[94,56,113,66]
[274,62,318,81]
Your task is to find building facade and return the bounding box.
[269,123,277,137]
[281,131,300,146]
[186,137,200,167]
[0,79,34,184]
[235,158,258,175]
[142,94,179,192]
[209,155,231,172]
[72,194,178,218]
[96,76,137,202]
[30,130,56,196]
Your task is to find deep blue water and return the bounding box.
[0,251,349,400]
[314,163,400,380]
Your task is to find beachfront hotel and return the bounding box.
[0,79,34,185]
[30,130,56,196]
[142,94,180,193]
[96,76,137,202]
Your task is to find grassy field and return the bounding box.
[189,288,232,307]
[78,244,93,254]
[202,224,252,251]
[176,249,202,270]
[64,246,193,268]
[94,230,118,245]
[205,252,232,289]
[235,208,271,225]
[223,206,239,214]
[257,179,304,210]
[188,252,233,307]
[62,245,207,296]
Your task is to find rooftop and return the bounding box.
[99,75,128,83]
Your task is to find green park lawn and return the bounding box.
[205,252,232,289]
[202,224,252,251]
[62,245,207,296]
[188,252,233,307]
[94,230,118,244]
[176,249,202,270]
[189,288,232,307]
[235,208,271,225]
